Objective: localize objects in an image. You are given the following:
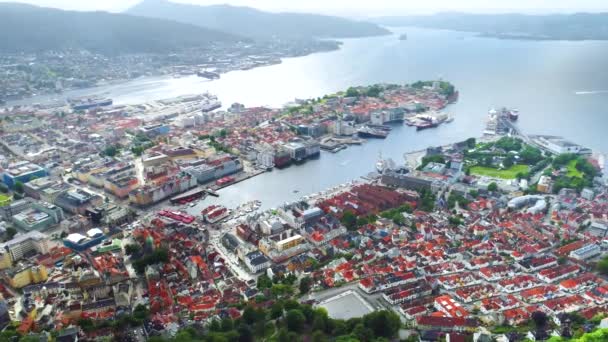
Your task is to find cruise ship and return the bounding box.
[68,96,113,111]
[376,153,397,174]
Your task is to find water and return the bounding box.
[11,28,608,209]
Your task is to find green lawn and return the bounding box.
[566,159,584,178]
[0,194,11,206]
[470,164,530,179]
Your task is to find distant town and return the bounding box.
[0,39,340,103]
[0,80,607,342]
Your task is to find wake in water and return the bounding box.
[575,90,608,95]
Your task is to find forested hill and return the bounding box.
[0,3,243,55]
[127,0,390,40]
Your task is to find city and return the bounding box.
[1,1,608,342]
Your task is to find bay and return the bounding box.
[12,27,608,209]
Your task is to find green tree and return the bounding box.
[270,302,284,319]
[5,226,17,240]
[103,145,119,157]
[487,182,498,192]
[125,244,142,256]
[597,255,608,275]
[14,181,24,194]
[242,305,258,325]
[299,276,313,294]
[340,211,357,231]
[286,309,306,332]
[257,273,273,289]
[362,310,401,339]
[345,87,360,98]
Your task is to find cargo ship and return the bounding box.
[357,126,389,139]
[197,70,220,80]
[274,150,292,169]
[68,96,113,111]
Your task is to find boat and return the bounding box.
[197,70,220,80]
[445,116,454,123]
[357,126,389,139]
[399,34,408,41]
[376,153,397,174]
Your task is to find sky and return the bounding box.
[5,0,608,16]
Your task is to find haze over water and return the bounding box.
[15,27,608,208]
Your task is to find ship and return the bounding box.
[399,34,408,41]
[376,153,397,174]
[406,113,448,130]
[197,70,220,80]
[201,100,222,112]
[357,126,389,139]
[508,109,519,121]
[68,96,113,111]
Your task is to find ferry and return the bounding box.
[357,126,389,139]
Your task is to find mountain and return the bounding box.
[0,3,243,55]
[375,12,608,40]
[127,0,390,40]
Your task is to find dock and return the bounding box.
[208,169,267,191]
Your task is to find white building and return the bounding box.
[244,251,271,274]
[0,231,50,268]
[569,244,601,261]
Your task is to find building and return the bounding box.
[12,202,64,231]
[2,161,47,189]
[185,157,243,185]
[0,231,50,269]
[63,228,105,251]
[55,189,103,215]
[256,148,275,169]
[139,124,170,137]
[284,142,307,162]
[142,152,170,168]
[434,295,469,318]
[0,198,33,221]
[243,251,271,274]
[129,172,198,206]
[381,171,434,191]
[6,264,48,289]
[569,244,601,261]
[533,136,584,155]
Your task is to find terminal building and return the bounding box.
[1,161,47,189]
[64,228,106,251]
